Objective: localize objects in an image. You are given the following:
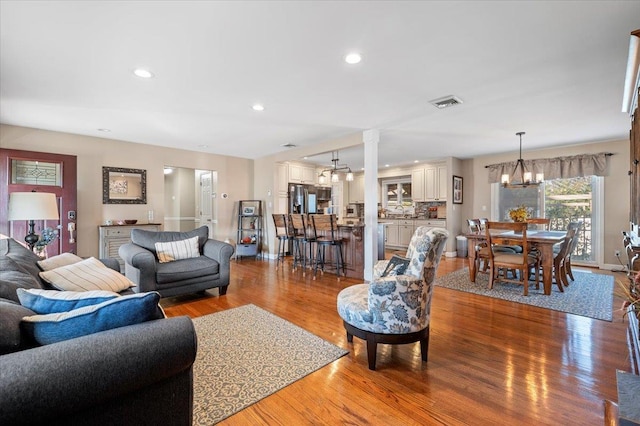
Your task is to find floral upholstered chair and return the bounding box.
[336,227,448,370]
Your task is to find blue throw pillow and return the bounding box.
[21,292,163,345]
[17,288,120,314]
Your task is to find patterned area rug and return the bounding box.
[436,268,614,321]
[192,304,348,425]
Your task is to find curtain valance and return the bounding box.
[486,152,610,184]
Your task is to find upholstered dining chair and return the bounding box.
[336,227,448,370]
[485,221,539,296]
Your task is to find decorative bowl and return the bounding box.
[124,219,138,225]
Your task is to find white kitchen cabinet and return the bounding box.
[301,165,316,184]
[287,163,316,184]
[425,164,447,201]
[411,168,425,201]
[99,224,161,272]
[348,173,365,203]
[385,220,400,247]
[398,220,414,246]
[276,163,289,197]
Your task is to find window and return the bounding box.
[492,176,603,265]
[382,178,412,211]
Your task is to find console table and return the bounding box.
[99,223,161,271]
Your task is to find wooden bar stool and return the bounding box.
[289,214,316,276]
[311,214,345,280]
[271,214,292,270]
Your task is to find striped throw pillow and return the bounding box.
[155,236,200,263]
[39,257,134,292]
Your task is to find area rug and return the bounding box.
[435,268,614,321]
[191,304,348,425]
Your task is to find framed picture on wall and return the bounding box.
[453,175,463,204]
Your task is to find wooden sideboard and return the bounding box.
[98,223,161,271]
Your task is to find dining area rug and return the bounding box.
[191,304,348,425]
[436,268,614,321]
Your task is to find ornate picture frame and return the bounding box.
[453,175,463,204]
[102,166,147,204]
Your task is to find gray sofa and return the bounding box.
[119,226,234,297]
[0,238,197,425]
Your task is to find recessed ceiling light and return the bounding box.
[198,144,209,148]
[385,164,390,168]
[344,52,362,64]
[414,160,419,163]
[252,104,265,111]
[133,69,154,79]
[97,128,111,132]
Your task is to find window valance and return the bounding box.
[486,152,610,184]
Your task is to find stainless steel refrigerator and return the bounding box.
[288,184,317,214]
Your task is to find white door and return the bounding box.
[199,171,214,238]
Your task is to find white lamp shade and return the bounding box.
[7,192,60,221]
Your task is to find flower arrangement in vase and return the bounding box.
[508,205,530,223]
[34,227,59,258]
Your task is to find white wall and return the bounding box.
[0,124,253,257]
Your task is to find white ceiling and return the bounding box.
[1,1,638,170]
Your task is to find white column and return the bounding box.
[363,129,379,281]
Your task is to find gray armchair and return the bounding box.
[119,226,234,298]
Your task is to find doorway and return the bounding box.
[0,149,77,255]
[164,166,217,238]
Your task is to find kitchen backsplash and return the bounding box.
[415,201,446,218]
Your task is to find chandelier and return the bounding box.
[318,151,354,184]
[501,132,544,188]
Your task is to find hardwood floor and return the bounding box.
[163,256,630,425]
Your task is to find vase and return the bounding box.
[34,246,47,259]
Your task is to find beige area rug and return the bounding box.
[436,268,614,321]
[191,304,348,425]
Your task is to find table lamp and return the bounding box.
[7,192,60,250]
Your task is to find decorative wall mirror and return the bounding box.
[102,166,147,204]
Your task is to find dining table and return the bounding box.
[466,229,567,295]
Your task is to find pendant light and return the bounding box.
[501,132,544,188]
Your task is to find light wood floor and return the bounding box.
[163,255,631,425]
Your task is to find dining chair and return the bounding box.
[527,218,550,230]
[536,227,577,292]
[485,221,540,296]
[467,219,490,274]
[310,214,345,280]
[563,222,582,283]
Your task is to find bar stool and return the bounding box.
[289,214,316,275]
[271,214,292,270]
[311,214,345,280]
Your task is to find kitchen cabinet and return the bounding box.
[385,219,447,249]
[425,164,447,201]
[288,163,316,184]
[385,220,400,247]
[348,173,365,203]
[398,220,414,246]
[411,168,425,201]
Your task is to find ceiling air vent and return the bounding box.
[280,143,297,148]
[429,95,463,109]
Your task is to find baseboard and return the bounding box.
[600,263,627,273]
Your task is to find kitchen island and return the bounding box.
[333,222,364,279]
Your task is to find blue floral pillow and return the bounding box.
[21,292,164,345]
[17,288,119,314]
